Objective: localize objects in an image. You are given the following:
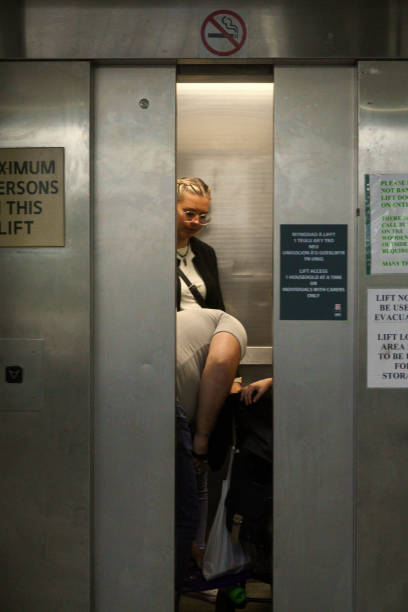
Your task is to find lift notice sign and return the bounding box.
[280,224,347,320]
[0,147,64,247]
[367,289,408,388]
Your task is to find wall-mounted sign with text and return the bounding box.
[0,147,64,247]
[367,288,408,388]
[365,173,408,274]
[280,224,347,320]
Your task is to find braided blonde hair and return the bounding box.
[177,177,211,202]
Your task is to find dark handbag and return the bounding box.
[225,450,272,548]
[208,390,272,471]
[209,390,273,545]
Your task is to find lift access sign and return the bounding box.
[280,224,347,320]
[0,148,64,247]
[200,10,248,57]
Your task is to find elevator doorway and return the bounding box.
[92,62,356,612]
[176,70,274,610]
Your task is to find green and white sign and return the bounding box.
[365,173,408,274]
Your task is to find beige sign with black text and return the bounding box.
[0,147,64,247]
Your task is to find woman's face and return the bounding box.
[177,192,210,247]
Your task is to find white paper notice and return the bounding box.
[367,288,408,388]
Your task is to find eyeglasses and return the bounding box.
[183,209,211,225]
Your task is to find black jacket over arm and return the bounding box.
[177,236,225,311]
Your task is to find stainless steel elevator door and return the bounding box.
[0,61,91,612]
[274,65,356,612]
[93,65,176,612]
[177,82,273,351]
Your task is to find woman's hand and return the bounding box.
[240,377,273,406]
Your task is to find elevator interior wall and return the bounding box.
[177,79,273,375]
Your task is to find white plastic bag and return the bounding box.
[202,450,250,580]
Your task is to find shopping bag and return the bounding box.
[202,450,250,580]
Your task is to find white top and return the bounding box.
[177,247,207,310]
[176,309,247,422]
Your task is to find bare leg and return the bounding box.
[192,331,241,457]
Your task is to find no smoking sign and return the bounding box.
[200,10,248,57]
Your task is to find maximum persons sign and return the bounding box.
[200,10,248,57]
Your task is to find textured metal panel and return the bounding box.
[1,0,408,60]
[0,62,90,611]
[274,66,356,611]
[358,61,408,612]
[177,82,273,346]
[94,65,176,611]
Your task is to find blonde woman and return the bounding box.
[176,179,227,572]
[176,178,224,311]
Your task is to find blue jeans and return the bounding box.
[175,404,200,590]
[196,470,208,550]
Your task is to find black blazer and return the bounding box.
[177,236,225,311]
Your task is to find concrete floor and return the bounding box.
[179,580,272,611]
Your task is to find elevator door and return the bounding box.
[274,65,356,612]
[0,61,91,612]
[93,65,176,612]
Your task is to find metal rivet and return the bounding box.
[139,98,150,109]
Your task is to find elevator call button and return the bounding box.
[5,365,23,383]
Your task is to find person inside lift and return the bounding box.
[176,177,225,312]
[240,377,273,406]
[176,177,231,570]
[175,308,247,588]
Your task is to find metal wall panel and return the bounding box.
[93,65,176,611]
[274,66,356,611]
[0,62,91,611]
[177,82,273,347]
[1,0,408,61]
[358,61,408,612]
